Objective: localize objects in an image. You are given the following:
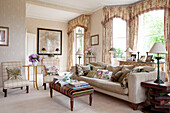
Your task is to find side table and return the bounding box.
[141,80,170,113]
[23,65,44,90]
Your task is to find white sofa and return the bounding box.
[71,66,166,110]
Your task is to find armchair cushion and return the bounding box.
[6,67,22,80]
[4,79,29,89]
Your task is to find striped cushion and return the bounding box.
[49,82,94,98]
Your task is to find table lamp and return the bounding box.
[109,47,117,53]
[55,48,59,59]
[76,49,83,64]
[125,48,133,60]
[149,42,168,84]
[42,48,46,59]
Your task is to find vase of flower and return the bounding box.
[29,54,42,66]
[85,46,94,57]
[32,60,38,66]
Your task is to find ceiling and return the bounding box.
[26,0,143,22]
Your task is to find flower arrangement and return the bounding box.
[29,54,42,63]
[85,46,94,55]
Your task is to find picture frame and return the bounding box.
[91,34,99,46]
[131,54,136,61]
[146,55,153,62]
[140,55,145,62]
[37,28,62,55]
[0,26,9,46]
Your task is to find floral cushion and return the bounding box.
[6,67,22,80]
[101,71,113,80]
[45,65,58,75]
[94,71,103,78]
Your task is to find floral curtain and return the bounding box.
[164,6,170,81]
[102,0,170,81]
[102,20,113,64]
[129,16,139,52]
[130,0,169,19]
[67,32,74,71]
[67,15,90,71]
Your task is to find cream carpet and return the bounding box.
[0,86,142,113]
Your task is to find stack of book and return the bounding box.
[66,81,90,89]
[149,89,170,113]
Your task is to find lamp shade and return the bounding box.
[76,49,83,55]
[109,47,117,53]
[149,42,168,54]
[125,48,133,53]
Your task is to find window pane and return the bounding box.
[113,18,126,66]
[138,10,164,58]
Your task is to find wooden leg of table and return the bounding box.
[89,94,92,106]
[50,88,53,98]
[28,67,30,80]
[70,98,74,111]
[33,67,35,88]
[35,67,39,90]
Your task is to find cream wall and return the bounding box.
[90,9,103,62]
[0,0,26,86]
[26,17,68,72]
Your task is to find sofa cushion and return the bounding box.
[122,65,135,70]
[92,66,105,71]
[132,66,155,73]
[101,71,112,80]
[106,65,122,75]
[111,71,123,82]
[96,62,108,69]
[118,68,131,83]
[76,64,84,76]
[73,75,128,95]
[86,71,96,78]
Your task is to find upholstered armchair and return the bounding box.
[41,59,60,90]
[1,61,29,97]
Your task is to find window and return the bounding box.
[138,10,164,58]
[112,18,126,66]
[73,27,84,65]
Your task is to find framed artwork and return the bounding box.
[37,28,62,55]
[140,55,145,62]
[0,26,9,46]
[131,54,136,61]
[91,34,99,46]
[146,55,153,62]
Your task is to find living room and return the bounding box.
[0,0,170,113]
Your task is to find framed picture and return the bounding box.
[0,26,9,46]
[91,34,99,46]
[146,55,153,62]
[131,54,136,61]
[37,28,62,55]
[140,55,145,62]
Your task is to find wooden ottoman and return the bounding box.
[49,81,94,111]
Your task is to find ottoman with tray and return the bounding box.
[49,81,94,111]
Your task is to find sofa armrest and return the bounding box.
[128,71,166,104]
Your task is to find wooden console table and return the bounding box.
[141,80,170,113]
[119,61,165,71]
[23,65,44,90]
